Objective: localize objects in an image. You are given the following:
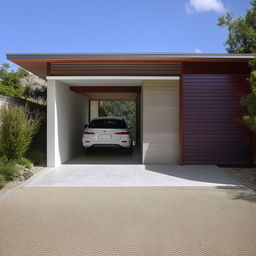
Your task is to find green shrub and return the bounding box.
[0,83,20,97]
[0,156,20,181]
[0,105,41,160]
[241,66,256,133]
[18,157,32,169]
[0,174,5,189]
[27,150,45,165]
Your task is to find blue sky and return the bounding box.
[0,0,252,69]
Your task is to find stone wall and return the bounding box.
[0,95,27,109]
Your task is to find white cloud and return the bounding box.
[185,0,226,14]
[194,48,203,53]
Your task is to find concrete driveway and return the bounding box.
[28,164,239,187]
[0,165,256,256]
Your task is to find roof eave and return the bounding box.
[6,52,255,61]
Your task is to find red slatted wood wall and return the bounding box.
[182,62,252,165]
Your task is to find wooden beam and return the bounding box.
[179,65,184,166]
[70,86,141,93]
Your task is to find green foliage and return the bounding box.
[241,59,256,132]
[33,87,47,103]
[0,63,29,98]
[0,62,46,104]
[0,156,20,181]
[218,2,256,132]
[0,174,5,189]
[217,0,256,53]
[241,115,256,132]
[0,105,41,160]
[99,101,136,142]
[27,150,45,165]
[25,101,46,155]
[2,73,22,89]
[18,157,32,169]
[0,84,20,97]
[23,85,47,103]
[0,65,29,81]
[15,67,29,79]
[23,85,34,99]
[0,63,10,78]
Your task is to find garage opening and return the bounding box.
[63,85,142,164]
[47,78,180,167]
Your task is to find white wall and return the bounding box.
[47,80,89,167]
[142,80,179,164]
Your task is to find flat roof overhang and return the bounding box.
[6,53,255,80]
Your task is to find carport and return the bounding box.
[46,76,180,166]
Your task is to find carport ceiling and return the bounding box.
[56,78,143,87]
[67,80,142,99]
[81,92,137,101]
[70,84,140,100]
[70,86,141,93]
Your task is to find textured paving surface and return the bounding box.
[0,186,256,256]
[28,165,239,187]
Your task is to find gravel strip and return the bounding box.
[224,167,256,191]
[0,165,45,196]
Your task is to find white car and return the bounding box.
[82,117,133,154]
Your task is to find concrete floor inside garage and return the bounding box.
[64,146,141,165]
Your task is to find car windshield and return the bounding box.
[88,119,127,129]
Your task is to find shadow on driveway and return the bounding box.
[144,164,240,186]
[217,185,256,203]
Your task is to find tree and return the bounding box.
[217,0,256,53]
[0,63,29,97]
[0,63,46,103]
[218,1,256,162]
[241,59,256,132]
[0,63,10,79]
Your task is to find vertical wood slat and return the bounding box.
[46,62,51,76]
[49,63,182,76]
[183,62,250,74]
[179,64,184,165]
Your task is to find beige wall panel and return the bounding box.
[90,100,99,120]
[142,80,179,164]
